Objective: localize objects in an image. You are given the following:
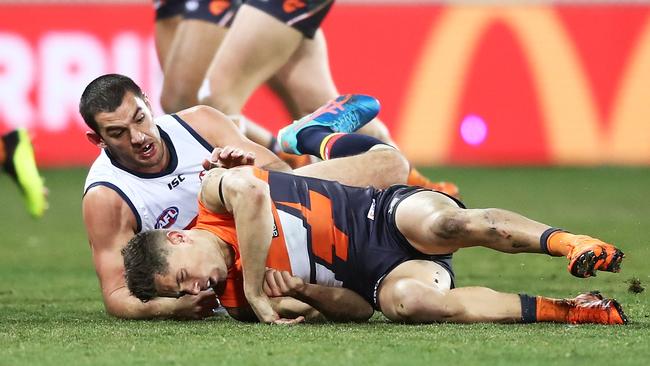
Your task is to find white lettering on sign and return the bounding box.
[0,31,161,131]
[0,33,34,129]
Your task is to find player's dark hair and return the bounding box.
[79,74,146,134]
[121,229,169,302]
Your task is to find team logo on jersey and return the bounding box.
[272,221,279,238]
[283,0,306,13]
[167,174,186,190]
[209,0,230,16]
[367,199,376,221]
[155,206,180,229]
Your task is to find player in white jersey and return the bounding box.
[79,74,409,320]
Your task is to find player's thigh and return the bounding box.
[155,15,183,69]
[394,190,465,254]
[161,20,227,109]
[293,147,408,188]
[269,30,338,118]
[205,5,303,108]
[377,260,452,321]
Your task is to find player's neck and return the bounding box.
[214,236,235,267]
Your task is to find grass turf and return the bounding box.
[0,167,648,365]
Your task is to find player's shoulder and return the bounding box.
[177,105,228,126]
[83,184,129,210]
[175,105,233,145]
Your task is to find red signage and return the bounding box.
[1,3,649,166]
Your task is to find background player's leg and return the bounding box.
[160,20,228,113]
[154,14,182,69]
[269,30,458,195]
[200,4,303,115]
[267,30,338,119]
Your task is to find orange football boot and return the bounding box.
[407,169,460,199]
[566,291,628,325]
[426,181,460,199]
[565,235,624,278]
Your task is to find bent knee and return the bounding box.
[373,148,409,186]
[429,209,470,241]
[382,279,459,323]
[160,92,195,113]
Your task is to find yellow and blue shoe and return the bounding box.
[2,129,47,218]
[278,94,380,155]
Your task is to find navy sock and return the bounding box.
[296,126,331,156]
[296,127,388,159]
[519,294,538,323]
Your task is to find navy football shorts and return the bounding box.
[344,185,465,310]
[154,0,242,27]
[244,0,334,38]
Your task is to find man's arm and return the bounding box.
[82,187,217,319]
[178,105,291,172]
[264,269,374,322]
[201,167,301,324]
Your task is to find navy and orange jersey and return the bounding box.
[194,167,458,308]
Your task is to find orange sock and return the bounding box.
[407,168,433,187]
[547,231,576,257]
[536,296,571,322]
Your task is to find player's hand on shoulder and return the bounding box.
[263,268,305,298]
[202,146,256,170]
[172,289,219,320]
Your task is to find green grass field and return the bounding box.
[1,167,649,365]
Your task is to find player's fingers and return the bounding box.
[244,152,256,165]
[210,147,223,160]
[273,316,305,325]
[264,269,282,297]
[231,148,243,158]
[273,270,291,294]
[280,270,300,290]
[220,146,234,159]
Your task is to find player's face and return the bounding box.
[93,92,167,174]
[154,232,228,298]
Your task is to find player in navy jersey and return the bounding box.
[122,121,627,325]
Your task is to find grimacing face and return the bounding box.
[93,92,168,174]
[154,231,229,298]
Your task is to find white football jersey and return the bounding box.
[83,114,212,232]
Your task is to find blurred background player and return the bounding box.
[0,129,47,218]
[153,0,458,196]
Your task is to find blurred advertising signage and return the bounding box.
[0,3,649,166]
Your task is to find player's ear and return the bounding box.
[166,230,187,245]
[86,131,105,148]
[143,93,153,112]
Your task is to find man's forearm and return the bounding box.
[103,288,212,320]
[291,284,373,322]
